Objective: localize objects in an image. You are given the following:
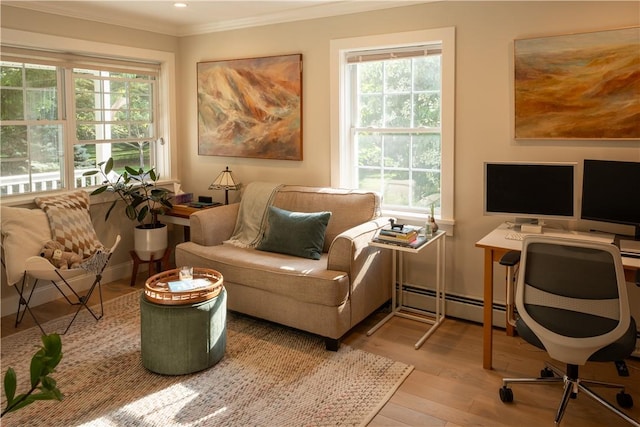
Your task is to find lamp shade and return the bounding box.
[209,166,239,190]
[209,166,240,204]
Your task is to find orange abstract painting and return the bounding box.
[514,27,639,140]
[197,54,303,159]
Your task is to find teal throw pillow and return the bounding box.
[257,206,331,260]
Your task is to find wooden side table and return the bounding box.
[159,204,220,241]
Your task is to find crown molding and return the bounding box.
[179,2,428,36]
[3,1,430,37]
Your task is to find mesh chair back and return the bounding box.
[516,236,630,365]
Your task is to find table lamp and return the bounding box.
[208,166,240,204]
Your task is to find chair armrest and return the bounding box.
[189,203,240,246]
[499,250,521,267]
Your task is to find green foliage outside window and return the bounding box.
[352,53,442,212]
[0,60,157,195]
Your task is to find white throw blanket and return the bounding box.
[224,182,283,248]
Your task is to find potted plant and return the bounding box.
[83,157,173,261]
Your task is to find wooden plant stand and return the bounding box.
[130,248,171,287]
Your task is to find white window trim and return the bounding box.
[330,27,455,228]
[1,28,177,205]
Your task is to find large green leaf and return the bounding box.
[29,353,44,388]
[1,334,63,417]
[3,368,16,405]
[104,157,114,174]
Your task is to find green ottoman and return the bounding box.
[140,288,227,375]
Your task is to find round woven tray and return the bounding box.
[144,267,223,305]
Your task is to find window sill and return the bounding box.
[382,209,455,236]
[0,180,179,208]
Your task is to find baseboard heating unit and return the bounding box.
[398,285,640,359]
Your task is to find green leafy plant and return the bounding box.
[83,157,172,228]
[2,334,63,417]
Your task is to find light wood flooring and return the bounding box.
[2,275,639,427]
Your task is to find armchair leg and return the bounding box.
[325,337,340,351]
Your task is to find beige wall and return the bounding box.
[176,1,640,304]
[1,2,639,316]
[1,5,178,52]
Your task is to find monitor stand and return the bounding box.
[514,217,539,225]
[620,224,640,256]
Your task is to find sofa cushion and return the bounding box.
[257,206,331,260]
[272,186,381,252]
[176,242,350,307]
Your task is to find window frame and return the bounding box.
[330,27,455,226]
[0,28,177,204]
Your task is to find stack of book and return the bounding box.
[373,225,426,248]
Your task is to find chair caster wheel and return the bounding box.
[540,367,554,378]
[617,391,633,408]
[499,386,514,403]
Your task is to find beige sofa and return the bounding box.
[175,185,392,350]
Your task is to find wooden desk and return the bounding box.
[476,224,640,370]
[159,204,220,241]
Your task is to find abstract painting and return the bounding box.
[197,54,303,159]
[514,27,639,139]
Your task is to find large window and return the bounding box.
[0,48,161,196]
[331,28,455,223]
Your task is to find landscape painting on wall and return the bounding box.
[514,27,639,139]
[197,54,303,160]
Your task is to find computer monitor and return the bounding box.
[484,162,576,224]
[581,159,640,241]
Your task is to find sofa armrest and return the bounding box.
[327,216,389,273]
[189,203,240,246]
[327,216,393,325]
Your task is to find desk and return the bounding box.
[159,204,220,241]
[368,230,447,349]
[476,223,640,370]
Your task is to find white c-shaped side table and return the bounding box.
[367,229,447,349]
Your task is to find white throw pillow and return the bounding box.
[1,206,51,286]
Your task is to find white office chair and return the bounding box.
[499,236,638,426]
[1,191,120,335]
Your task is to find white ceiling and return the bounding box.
[4,1,431,37]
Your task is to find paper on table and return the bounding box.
[167,278,210,292]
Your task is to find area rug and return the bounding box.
[1,291,413,426]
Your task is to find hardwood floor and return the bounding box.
[2,277,639,426]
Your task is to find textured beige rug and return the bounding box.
[1,291,413,426]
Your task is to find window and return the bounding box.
[0,46,162,197]
[331,28,455,223]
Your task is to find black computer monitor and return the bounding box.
[581,159,640,240]
[484,162,576,224]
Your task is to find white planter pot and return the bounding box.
[134,224,168,261]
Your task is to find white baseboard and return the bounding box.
[400,284,507,328]
[1,261,133,317]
